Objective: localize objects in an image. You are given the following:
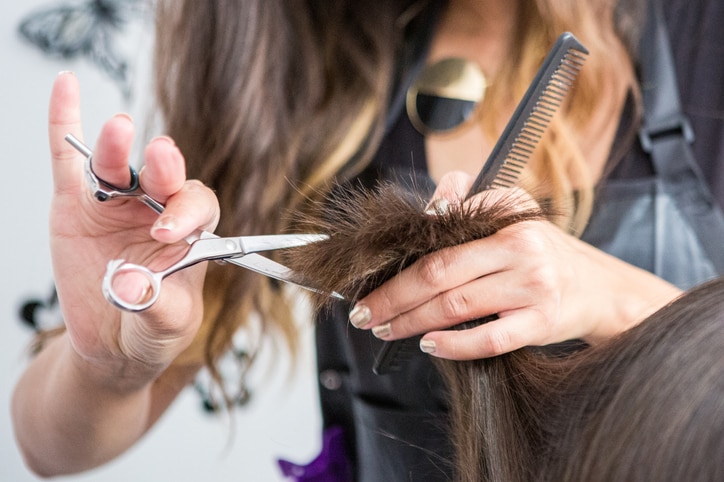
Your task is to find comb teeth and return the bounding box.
[490,49,588,190]
[465,32,589,198]
[373,336,422,375]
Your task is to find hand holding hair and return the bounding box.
[285,170,682,361]
[283,167,724,482]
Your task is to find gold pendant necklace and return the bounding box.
[406,57,487,136]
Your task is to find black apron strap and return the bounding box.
[638,0,724,274]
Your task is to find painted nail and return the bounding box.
[419,340,437,354]
[152,215,177,233]
[372,323,392,339]
[133,283,153,305]
[424,198,450,216]
[349,303,372,329]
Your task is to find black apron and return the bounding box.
[581,0,724,288]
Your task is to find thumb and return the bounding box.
[425,171,473,214]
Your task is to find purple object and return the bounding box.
[277,426,352,481]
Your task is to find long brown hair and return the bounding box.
[536,277,724,482]
[153,0,410,372]
[282,182,724,482]
[151,0,637,389]
[282,184,554,481]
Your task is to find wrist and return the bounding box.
[583,253,683,344]
[64,336,164,396]
[14,334,155,476]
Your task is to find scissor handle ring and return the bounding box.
[86,155,141,202]
[96,163,140,193]
[102,259,162,312]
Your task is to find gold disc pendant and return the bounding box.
[406,57,487,136]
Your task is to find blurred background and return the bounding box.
[1,1,320,480]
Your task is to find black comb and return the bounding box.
[465,32,589,196]
[373,32,588,375]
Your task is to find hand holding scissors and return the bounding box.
[65,134,339,312]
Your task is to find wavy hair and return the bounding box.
[153,0,407,376]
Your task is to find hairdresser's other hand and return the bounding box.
[49,72,218,383]
[349,171,682,361]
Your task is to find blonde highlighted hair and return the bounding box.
[481,0,636,233]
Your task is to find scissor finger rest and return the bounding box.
[102,237,237,311]
[103,260,163,312]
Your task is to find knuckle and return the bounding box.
[447,336,463,360]
[536,307,558,338]
[439,289,471,322]
[525,263,558,294]
[511,228,546,256]
[436,332,467,360]
[394,313,417,337]
[417,252,450,288]
[480,328,512,356]
[378,288,398,318]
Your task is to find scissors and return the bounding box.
[65,134,342,312]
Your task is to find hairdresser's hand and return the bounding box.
[349,171,682,361]
[48,72,218,385]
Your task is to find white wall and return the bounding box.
[1,2,320,480]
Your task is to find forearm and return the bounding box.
[12,334,155,477]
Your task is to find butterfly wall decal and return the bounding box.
[18,0,149,99]
[193,346,256,413]
[19,285,62,333]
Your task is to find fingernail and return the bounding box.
[152,215,177,233]
[420,339,436,354]
[113,112,134,123]
[111,269,152,304]
[349,303,372,329]
[58,70,75,77]
[151,135,176,146]
[372,323,392,339]
[424,198,450,215]
[133,283,153,305]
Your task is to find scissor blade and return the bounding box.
[227,252,344,300]
[237,233,329,254]
[195,231,340,297]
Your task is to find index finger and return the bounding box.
[48,72,84,194]
[350,240,486,329]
